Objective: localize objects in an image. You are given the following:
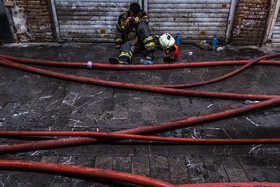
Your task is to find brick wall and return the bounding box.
[11,0,54,42]
[231,0,269,46]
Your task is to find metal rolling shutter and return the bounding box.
[147,0,232,43]
[271,9,280,43]
[52,0,138,42]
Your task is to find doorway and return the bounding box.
[0,0,13,43]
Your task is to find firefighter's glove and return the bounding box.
[130,17,140,26]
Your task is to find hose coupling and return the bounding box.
[87,61,93,69]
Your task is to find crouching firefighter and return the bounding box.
[159,33,179,61]
[109,3,155,65]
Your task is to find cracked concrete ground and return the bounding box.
[0,43,279,186]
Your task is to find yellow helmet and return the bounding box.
[159,33,175,49]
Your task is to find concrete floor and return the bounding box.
[0,43,279,186]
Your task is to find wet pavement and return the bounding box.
[0,43,280,186]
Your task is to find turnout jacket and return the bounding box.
[115,10,149,43]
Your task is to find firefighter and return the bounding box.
[109,3,155,65]
[159,33,179,61]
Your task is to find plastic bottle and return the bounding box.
[140,59,154,65]
[212,35,217,49]
[244,100,259,105]
[216,46,225,52]
[175,32,180,46]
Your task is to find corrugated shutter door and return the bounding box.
[54,0,137,42]
[271,9,280,43]
[148,0,231,43]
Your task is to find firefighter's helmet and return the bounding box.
[159,33,175,49]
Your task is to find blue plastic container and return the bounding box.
[175,32,180,46]
[212,35,217,49]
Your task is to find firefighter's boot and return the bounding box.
[109,56,129,65]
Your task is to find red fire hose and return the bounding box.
[0,57,278,100]
[0,160,279,187]
[178,182,280,187]
[0,160,175,187]
[1,97,279,154]
[0,54,279,186]
[1,130,279,144]
[158,52,280,88]
[1,54,280,70]
[1,53,280,89]
[0,54,86,68]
